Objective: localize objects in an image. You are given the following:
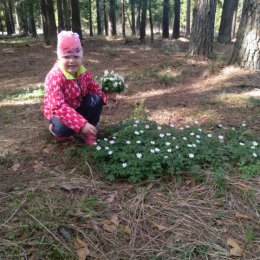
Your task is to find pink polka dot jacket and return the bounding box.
[42,64,107,133]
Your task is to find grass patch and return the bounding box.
[5,85,44,100]
[103,46,118,57]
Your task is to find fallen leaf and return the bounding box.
[123,225,131,235]
[111,215,119,227]
[61,183,85,191]
[235,212,251,220]
[101,220,117,232]
[153,223,168,231]
[11,163,20,172]
[75,238,90,260]
[227,238,244,257]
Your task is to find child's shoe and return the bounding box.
[49,124,74,142]
[84,133,97,146]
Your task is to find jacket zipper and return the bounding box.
[76,79,83,100]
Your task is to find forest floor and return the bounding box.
[0,35,259,260]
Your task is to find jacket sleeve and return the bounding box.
[84,71,108,105]
[45,74,87,133]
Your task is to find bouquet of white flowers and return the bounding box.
[100,70,128,93]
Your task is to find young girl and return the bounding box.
[42,31,108,145]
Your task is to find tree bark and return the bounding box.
[173,0,180,39]
[8,0,15,34]
[230,0,260,70]
[189,0,217,58]
[186,0,191,36]
[136,0,141,34]
[232,0,239,39]
[103,0,108,36]
[139,0,147,43]
[63,0,71,30]
[57,0,64,32]
[148,0,153,42]
[162,0,169,38]
[217,0,238,44]
[109,0,117,37]
[89,0,93,36]
[122,0,126,39]
[96,0,103,35]
[3,1,13,35]
[70,0,82,38]
[130,0,136,35]
[28,2,37,37]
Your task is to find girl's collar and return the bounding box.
[58,64,87,80]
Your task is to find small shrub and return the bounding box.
[91,120,259,184]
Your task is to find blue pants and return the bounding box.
[50,94,103,136]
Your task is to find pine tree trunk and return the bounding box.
[122,0,126,39]
[173,0,180,39]
[3,1,13,35]
[28,2,37,37]
[40,0,48,43]
[89,0,93,36]
[148,0,153,42]
[70,0,82,38]
[186,0,191,36]
[96,0,103,35]
[232,0,239,39]
[130,0,136,35]
[217,0,238,44]
[57,0,64,32]
[103,0,108,36]
[189,0,217,58]
[162,0,169,38]
[109,0,117,37]
[230,0,260,70]
[136,0,141,34]
[139,0,147,43]
[63,0,71,30]
[8,0,15,34]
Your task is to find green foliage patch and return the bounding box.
[92,120,259,183]
[5,85,44,100]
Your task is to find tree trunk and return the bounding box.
[63,0,71,30]
[109,0,117,37]
[89,0,93,36]
[130,0,136,35]
[232,0,239,39]
[103,0,108,36]
[57,0,64,32]
[8,0,15,34]
[41,0,57,45]
[28,2,37,37]
[217,0,238,44]
[122,0,126,39]
[136,0,141,34]
[96,0,103,35]
[139,0,147,43]
[162,0,169,38]
[3,1,13,35]
[173,0,180,39]
[70,0,82,38]
[186,0,191,36]
[230,0,260,70]
[148,0,153,42]
[189,0,217,58]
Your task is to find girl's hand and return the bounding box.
[81,123,97,135]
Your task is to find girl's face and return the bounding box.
[58,55,83,76]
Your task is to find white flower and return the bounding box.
[136,140,141,144]
[252,141,258,146]
[155,148,160,152]
[109,140,115,144]
[164,156,169,159]
[170,124,175,128]
[126,140,131,144]
[159,134,165,138]
[242,123,246,127]
[112,136,116,139]
[196,135,200,139]
[167,149,172,153]
[180,127,184,130]
[198,128,202,132]
[187,144,192,147]
[239,142,245,146]
[166,133,171,136]
[232,127,236,130]
[108,150,113,155]
[136,153,142,159]
[134,131,140,135]
[175,145,179,149]
[183,137,187,141]
[207,134,212,138]
[150,149,155,153]
[104,138,108,141]
[122,163,128,168]
[172,137,176,140]
[150,141,155,144]
[140,130,144,133]
[252,153,257,157]
[196,140,201,143]
[218,135,224,140]
[133,124,138,127]
[96,146,101,151]
[251,146,255,149]
[105,147,110,150]
[190,132,195,136]
[165,142,171,146]
[113,82,118,88]
[189,154,194,158]
[157,126,162,130]
[185,125,190,128]
[194,120,199,125]
[218,124,223,128]
[192,144,197,147]
[145,125,150,129]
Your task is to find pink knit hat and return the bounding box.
[57,31,83,59]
